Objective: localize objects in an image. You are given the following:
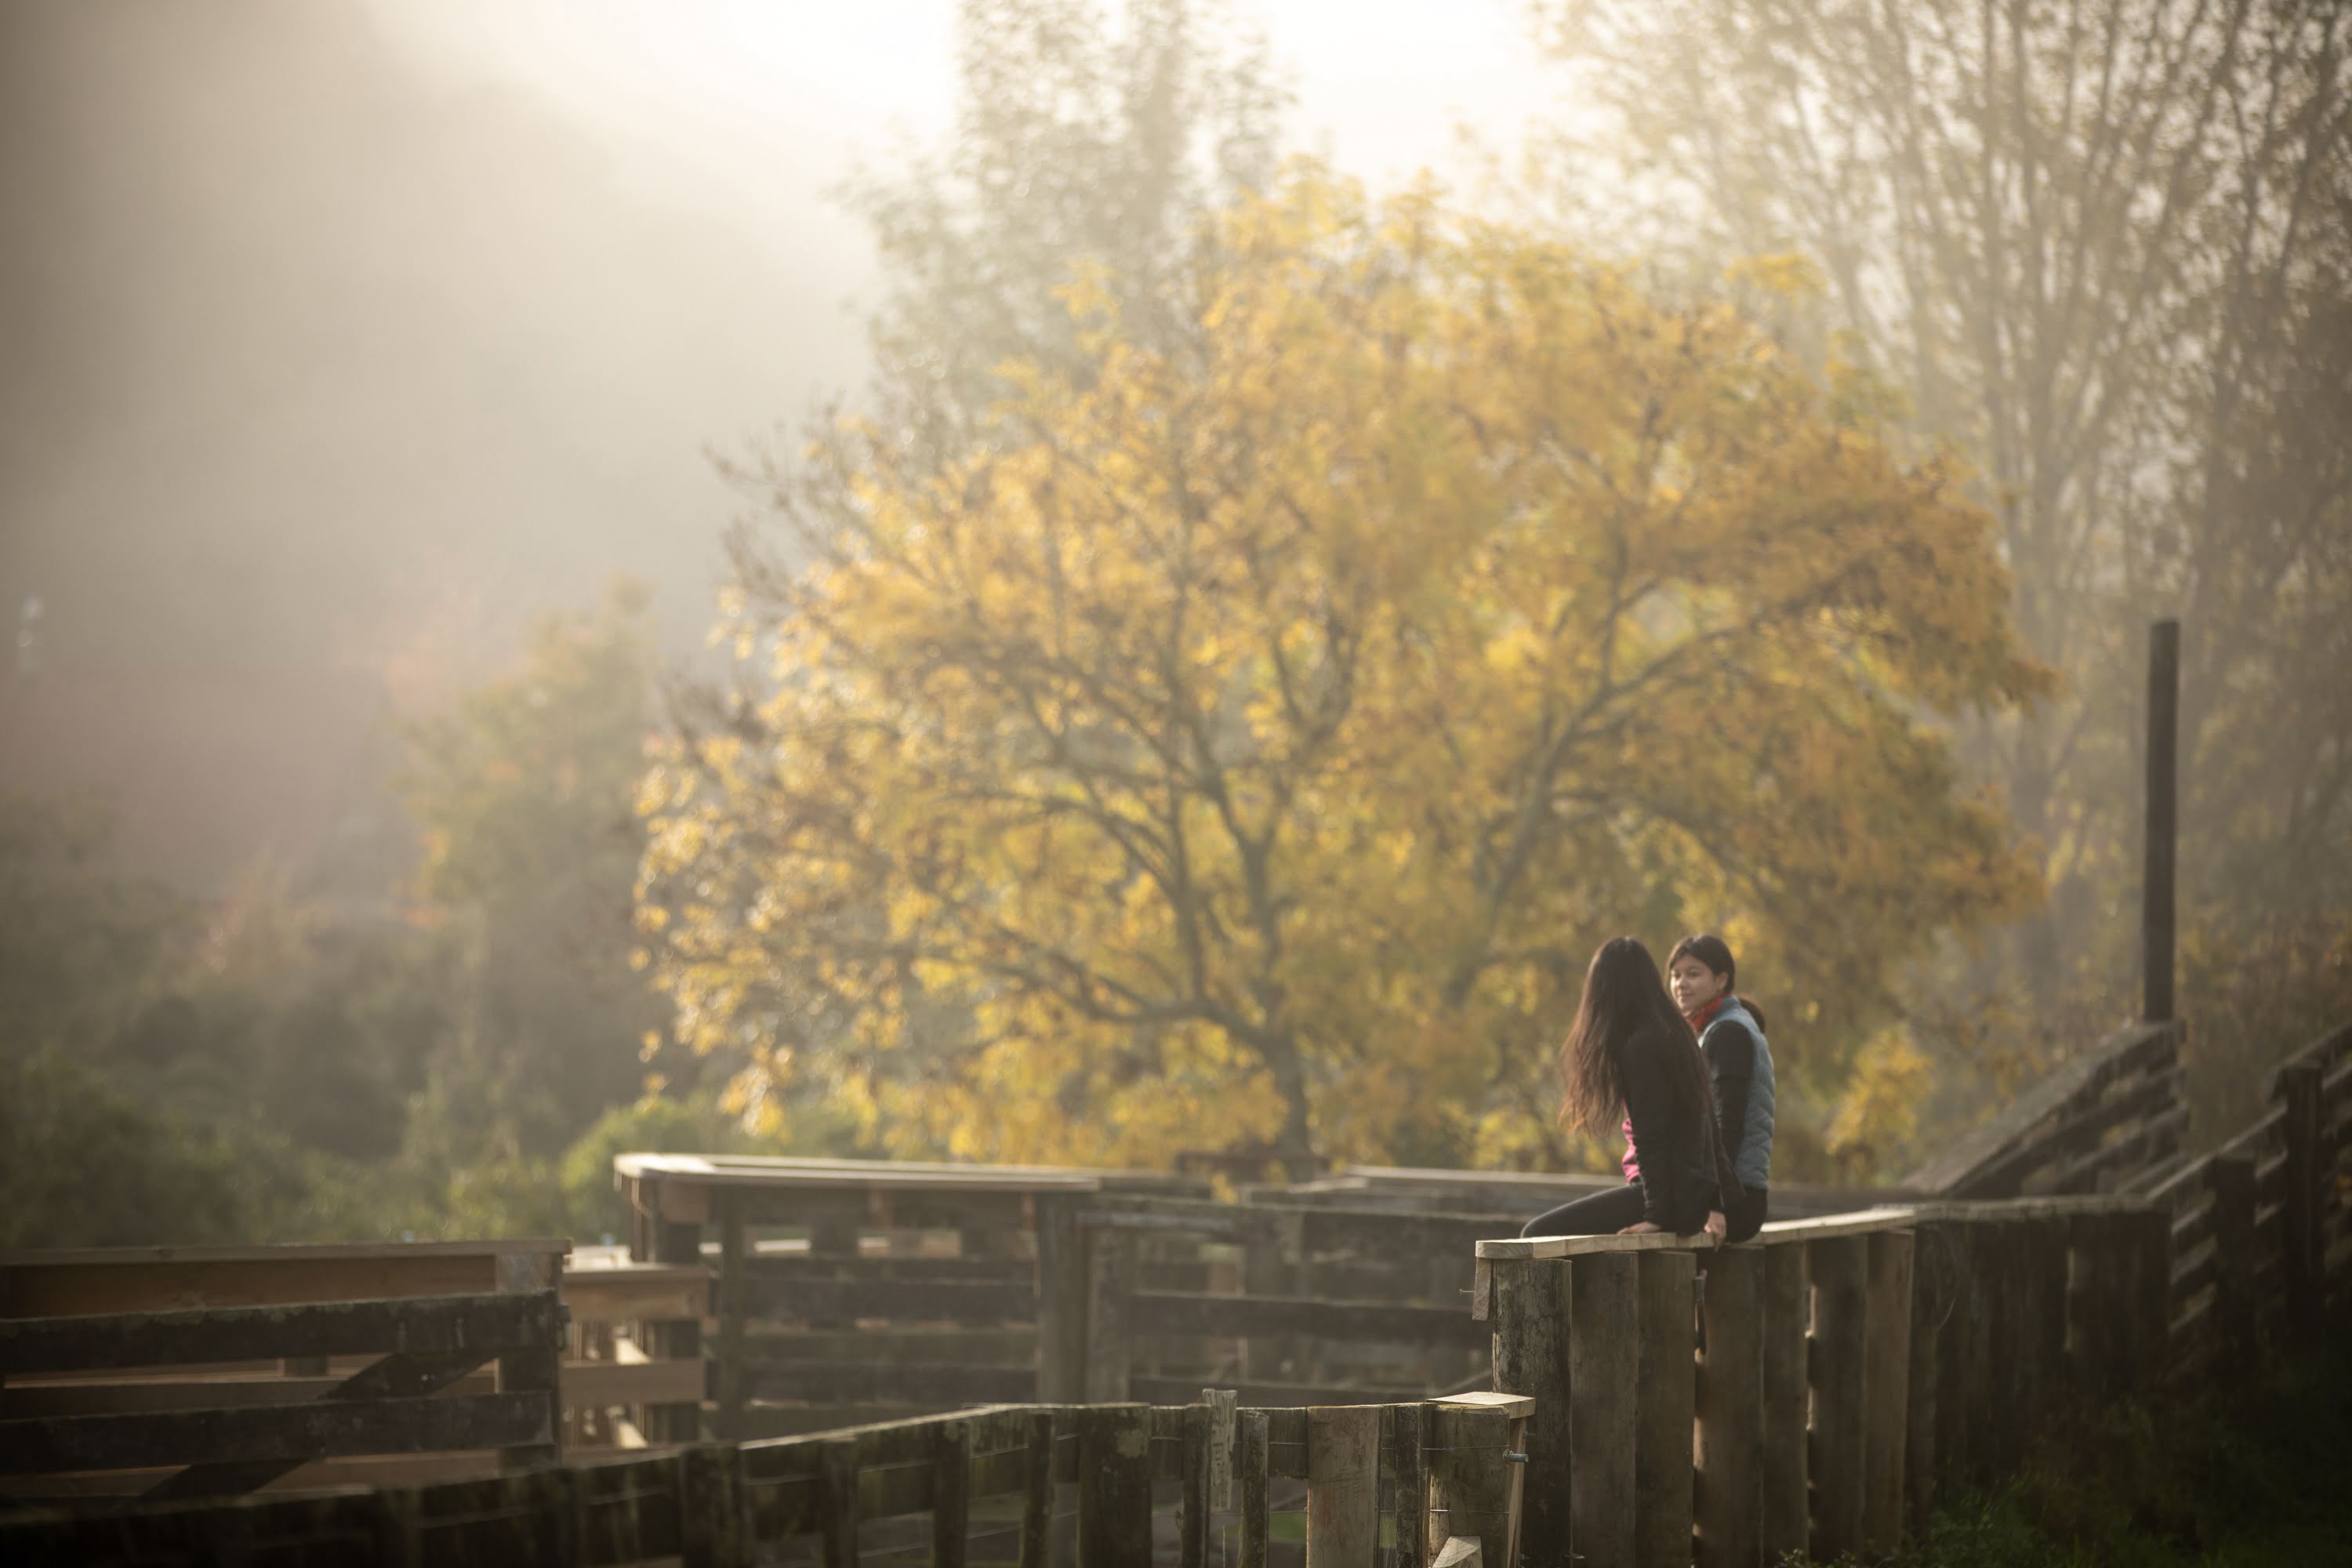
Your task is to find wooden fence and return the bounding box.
[1904,1019,2186,1200]
[2132,1021,2352,1379]
[622,1154,1955,1442]
[0,1289,566,1511]
[1477,1199,2176,1568]
[0,1392,1532,1568]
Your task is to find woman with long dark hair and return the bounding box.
[1668,934,1775,1244]
[1519,936,1734,1242]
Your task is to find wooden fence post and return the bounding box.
[934,1417,973,1568]
[2278,1060,2327,1341]
[645,1208,706,1444]
[1236,1407,1270,1568]
[1083,1229,1135,1402]
[1486,1258,1571,1567]
[1906,1221,1949,1530]
[715,1192,747,1442]
[1935,1220,1979,1491]
[2210,1154,2259,1363]
[1694,1246,1764,1568]
[1568,1253,1639,1566]
[1635,1250,1697,1568]
[678,1443,753,1568]
[1428,1393,1531,1567]
[1758,1241,1809,1563]
[2122,1206,2175,1395]
[1307,1405,1382,1565]
[1077,1404,1152,1567]
[1020,1410,1056,1568]
[1034,1196,1087,1401]
[1862,1230,1915,1557]
[1806,1235,1870,1563]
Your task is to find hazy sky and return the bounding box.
[0,1,1561,689]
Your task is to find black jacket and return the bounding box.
[1621,1024,1740,1232]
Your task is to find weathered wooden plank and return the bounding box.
[1082,1231,1135,1403]
[818,1436,859,1568]
[679,1442,753,1568]
[1693,1246,1762,1568]
[1077,1405,1151,1567]
[141,1346,506,1503]
[1392,1399,1430,1568]
[0,1391,553,1474]
[931,1417,972,1568]
[1905,1221,1948,1531]
[1806,1235,1869,1563]
[0,1291,562,1376]
[1633,1250,1696,1568]
[1862,1230,1914,1555]
[0,1241,569,1326]
[744,1276,1035,1325]
[2278,1059,2328,1341]
[1425,1400,1518,1568]
[1757,1237,1809,1563]
[1018,1409,1054,1568]
[1307,1405,1381,1565]
[745,1362,1035,1406]
[1124,1290,1486,1348]
[1567,1253,1637,1566]
[562,1264,710,1327]
[1236,1406,1270,1568]
[1484,1258,1569,1567]
[1131,1374,1422,1408]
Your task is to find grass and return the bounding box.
[1805,1334,2352,1566]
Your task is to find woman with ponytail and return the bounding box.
[1519,937,1734,1243]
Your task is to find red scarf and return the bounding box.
[1686,993,1728,1035]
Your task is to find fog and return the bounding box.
[0,0,1553,690]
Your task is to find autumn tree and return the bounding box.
[1530,0,2352,1105]
[638,169,2049,1176]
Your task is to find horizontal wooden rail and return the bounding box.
[0,1293,564,1376]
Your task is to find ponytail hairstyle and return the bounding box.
[1559,936,1714,1133]
[1669,931,1766,1030]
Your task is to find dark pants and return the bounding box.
[1519,1182,1647,1237]
[1519,1181,1770,1240]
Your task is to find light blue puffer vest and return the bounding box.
[1704,996,1774,1190]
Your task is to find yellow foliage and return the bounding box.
[636,167,2049,1177]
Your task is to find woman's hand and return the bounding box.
[1703,1210,1728,1248]
[1617,1221,1664,1235]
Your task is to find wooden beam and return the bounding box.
[1483,1258,1568,1567]
[2143,618,2180,1022]
[1757,1239,1808,1563]
[1861,1231,1915,1556]
[0,1291,562,1377]
[1306,1405,1381,1565]
[1567,1254,1637,1566]
[1806,1236,1870,1563]
[0,1391,552,1474]
[1634,1251,1696,1568]
[1693,1246,1762,1568]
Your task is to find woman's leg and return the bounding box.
[1724,1184,1769,1244]
[1518,1182,1649,1238]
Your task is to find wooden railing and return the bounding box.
[1904,1019,2187,1199]
[2132,1021,2352,1379]
[0,1392,1533,1568]
[0,1240,571,1503]
[1477,1198,2173,1568]
[0,1290,566,1510]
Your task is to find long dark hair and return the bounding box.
[1559,936,1714,1133]
[1669,931,1768,1032]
